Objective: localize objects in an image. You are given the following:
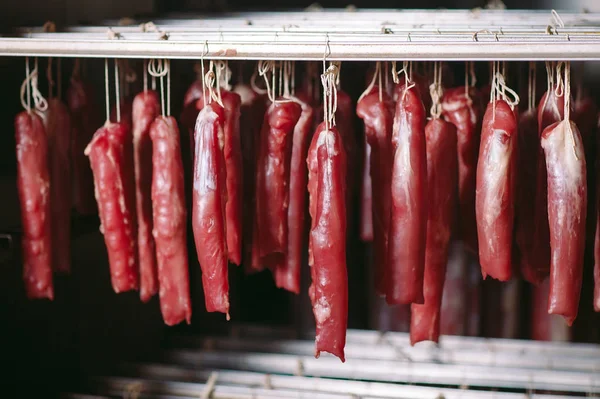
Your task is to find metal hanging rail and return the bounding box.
[3,9,600,60]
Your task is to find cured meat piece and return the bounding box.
[441,87,481,254]
[40,99,72,274]
[475,100,517,281]
[220,91,243,265]
[307,122,348,362]
[356,88,395,295]
[192,103,229,315]
[233,84,268,271]
[542,120,587,325]
[150,116,192,325]
[15,111,54,299]
[132,90,160,302]
[532,279,571,341]
[386,83,427,305]
[274,97,314,293]
[514,109,543,283]
[255,100,302,261]
[360,138,373,242]
[67,77,100,215]
[393,72,431,113]
[530,89,566,281]
[411,118,458,344]
[85,122,139,293]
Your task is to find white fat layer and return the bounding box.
[316,129,338,155]
[392,111,415,208]
[194,107,220,191]
[482,128,513,231]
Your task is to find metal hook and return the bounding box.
[407,32,412,42]
[324,33,331,60]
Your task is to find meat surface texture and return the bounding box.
[85,122,139,293]
[273,96,314,293]
[192,103,230,316]
[356,88,395,295]
[15,111,54,299]
[150,116,192,325]
[41,99,72,274]
[132,90,160,302]
[441,87,481,254]
[67,77,99,215]
[541,120,587,325]
[307,122,348,362]
[411,118,458,344]
[255,100,302,263]
[386,83,428,305]
[475,100,518,281]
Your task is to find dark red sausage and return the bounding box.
[356,88,394,295]
[192,103,230,316]
[221,91,243,266]
[411,118,458,344]
[441,87,481,254]
[542,120,587,325]
[85,122,139,293]
[40,99,72,274]
[255,100,302,262]
[307,122,348,362]
[274,97,314,293]
[66,76,100,215]
[514,109,544,283]
[386,83,427,305]
[132,90,160,303]
[15,111,54,299]
[476,100,518,281]
[150,116,192,325]
[530,88,566,281]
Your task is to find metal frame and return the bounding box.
[3,9,600,60]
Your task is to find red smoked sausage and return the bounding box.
[307,122,348,362]
[132,90,160,302]
[192,103,230,316]
[273,96,315,293]
[67,76,99,215]
[441,87,481,254]
[150,116,192,325]
[356,88,395,295]
[386,83,427,305]
[411,118,458,344]
[255,100,302,262]
[85,122,139,293]
[475,100,518,281]
[40,99,72,274]
[15,111,54,299]
[542,120,587,325]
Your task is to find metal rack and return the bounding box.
[62,324,600,398]
[4,9,600,60]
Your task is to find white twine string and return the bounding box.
[555,61,565,98]
[469,61,477,87]
[490,60,520,117]
[291,61,296,95]
[258,60,276,103]
[464,61,471,103]
[321,62,339,130]
[26,58,48,112]
[143,59,148,93]
[201,41,208,107]
[563,62,578,159]
[528,61,536,111]
[104,58,110,122]
[20,57,31,111]
[429,61,443,119]
[204,61,224,108]
[250,68,267,95]
[358,61,380,103]
[392,60,415,102]
[148,59,169,117]
[115,59,121,123]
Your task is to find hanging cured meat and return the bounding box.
[542,119,587,325]
[359,138,374,242]
[356,87,394,295]
[40,98,72,274]
[255,100,302,264]
[85,122,139,293]
[150,115,192,325]
[132,90,160,302]
[441,87,481,254]
[307,122,348,362]
[15,111,54,299]
[67,75,100,215]
[411,118,458,344]
[274,95,314,293]
[192,103,230,316]
[386,82,427,305]
[476,99,518,281]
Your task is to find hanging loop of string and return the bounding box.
[204,60,224,108]
[358,61,381,103]
[554,61,565,97]
[321,62,339,131]
[114,59,121,122]
[429,61,443,119]
[258,60,276,103]
[201,40,209,107]
[562,61,578,159]
[148,58,170,116]
[20,57,32,111]
[490,60,520,118]
[392,60,415,102]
